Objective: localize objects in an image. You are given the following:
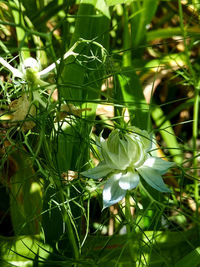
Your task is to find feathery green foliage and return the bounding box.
[0,0,200,266]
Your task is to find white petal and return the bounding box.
[119,171,139,190]
[81,162,112,179]
[95,133,104,160]
[143,157,175,175]
[101,141,126,170]
[103,172,126,209]
[137,166,171,193]
[140,130,152,152]
[0,57,23,78]
[128,126,152,151]
[126,135,145,168]
[101,141,116,167]
[118,139,131,168]
[22,57,40,73]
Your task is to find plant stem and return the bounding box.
[193,82,200,214]
[125,193,135,264]
[123,5,132,67]
[8,0,30,60]
[178,0,199,216]
[43,134,80,260]
[59,189,80,260]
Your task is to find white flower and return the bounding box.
[81,127,174,209]
[21,57,40,74]
[20,57,42,85]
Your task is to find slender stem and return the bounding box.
[59,190,80,260]
[178,0,195,78]
[123,5,132,67]
[8,0,30,59]
[193,82,200,213]
[178,0,199,215]
[125,193,135,263]
[43,135,80,260]
[39,38,106,77]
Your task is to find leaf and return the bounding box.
[151,105,183,164]
[0,236,51,264]
[131,0,159,50]
[83,228,199,265]
[147,27,200,41]
[105,0,131,6]
[174,247,200,267]
[117,67,149,130]
[4,145,43,235]
[56,0,110,172]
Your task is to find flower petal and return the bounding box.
[101,141,118,169]
[143,157,175,175]
[81,162,112,179]
[119,171,139,190]
[95,133,104,160]
[137,166,171,193]
[126,134,146,168]
[103,172,126,209]
[128,126,152,152]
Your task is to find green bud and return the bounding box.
[20,57,40,85]
[100,127,151,170]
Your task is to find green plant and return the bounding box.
[0,0,200,266]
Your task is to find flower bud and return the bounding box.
[100,127,151,171]
[20,57,40,84]
[21,57,40,73]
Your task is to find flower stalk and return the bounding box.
[125,193,135,263]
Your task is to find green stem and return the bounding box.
[43,134,80,260]
[24,132,80,259]
[8,0,30,59]
[193,82,200,213]
[178,0,199,215]
[123,5,132,67]
[58,190,80,260]
[177,0,195,78]
[125,193,135,264]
